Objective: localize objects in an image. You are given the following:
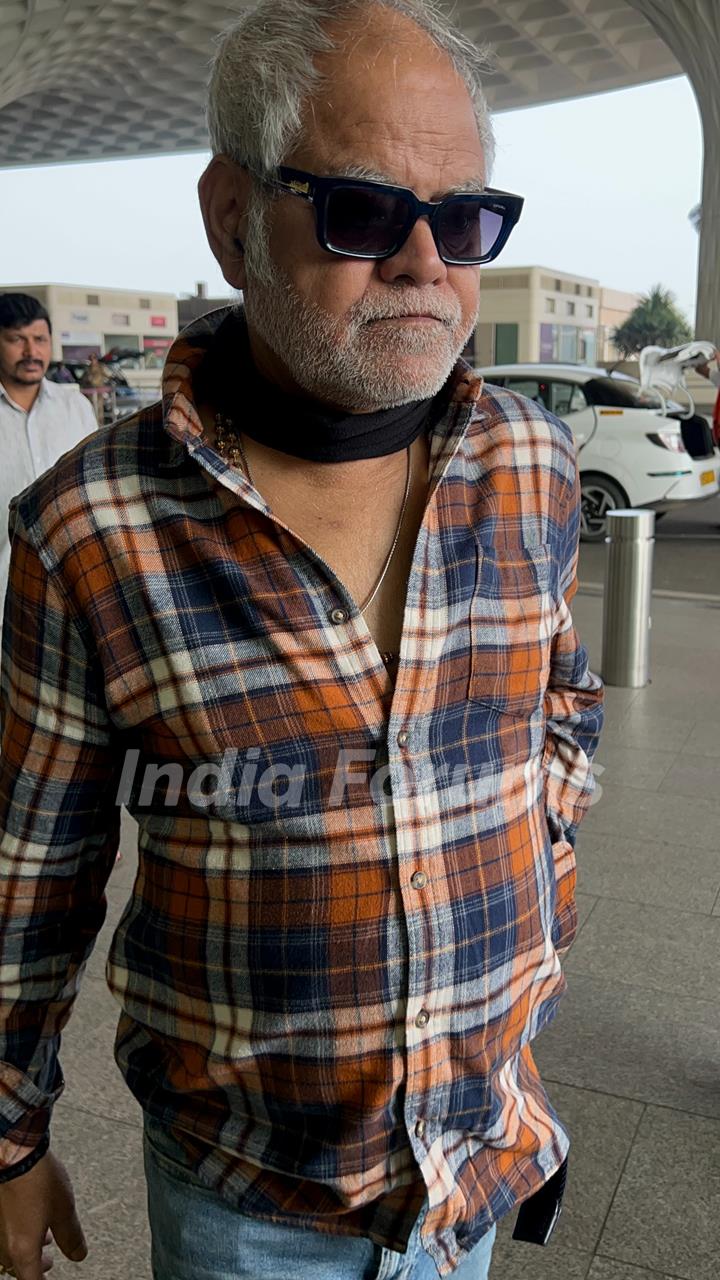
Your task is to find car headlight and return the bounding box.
[646,431,687,453]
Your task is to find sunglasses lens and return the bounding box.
[325,186,409,256]
[437,198,504,262]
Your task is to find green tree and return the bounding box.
[612,285,692,358]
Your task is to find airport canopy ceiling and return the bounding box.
[0,0,680,168]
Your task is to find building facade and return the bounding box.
[469,267,639,369]
[469,266,600,367]
[597,286,643,363]
[0,283,178,371]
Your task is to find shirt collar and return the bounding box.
[161,305,484,451]
[163,307,230,449]
[0,374,55,411]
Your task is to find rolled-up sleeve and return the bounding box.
[0,502,120,1168]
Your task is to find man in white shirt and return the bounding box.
[0,293,97,609]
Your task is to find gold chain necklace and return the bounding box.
[212,414,408,673]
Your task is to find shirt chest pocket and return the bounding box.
[470,542,555,717]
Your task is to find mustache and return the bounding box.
[349,291,462,327]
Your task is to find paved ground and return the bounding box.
[579,492,720,597]
[42,588,720,1280]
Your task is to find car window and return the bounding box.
[505,378,548,408]
[547,382,571,415]
[583,375,662,409]
[569,384,588,412]
[547,381,588,415]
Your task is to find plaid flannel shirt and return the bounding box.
[0,309,603,1274]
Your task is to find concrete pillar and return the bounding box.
[627,0,720,344]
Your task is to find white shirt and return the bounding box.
[0,377,97,613]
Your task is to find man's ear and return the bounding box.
[198,156,253,290]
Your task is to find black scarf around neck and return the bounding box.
[194,312,450,463]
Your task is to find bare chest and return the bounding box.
[256,446,430,664]
[277,481,427,661]
[197,404,432,669]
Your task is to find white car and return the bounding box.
[476,363,720,541]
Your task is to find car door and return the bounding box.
[504,377,548,411]
[545,380,598,449]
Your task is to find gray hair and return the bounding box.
[207,0,496,180]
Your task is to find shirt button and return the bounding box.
[397,729,409,747]
[415,1009,430,1029]
[329,607,348,625]
[410,871,428,890]
[415,1119,427,1140]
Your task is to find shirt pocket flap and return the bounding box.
[470,542,554,717]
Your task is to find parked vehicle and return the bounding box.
[48,354,155,424]
[475,363,719,541]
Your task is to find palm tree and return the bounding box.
[612,285,692,359]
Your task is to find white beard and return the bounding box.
[242,205,478,411]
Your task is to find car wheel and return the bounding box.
[579,473,629,543]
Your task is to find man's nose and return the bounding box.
[378,216,447,288]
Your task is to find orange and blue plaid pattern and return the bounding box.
[0,310,602,1273]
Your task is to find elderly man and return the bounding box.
[0,2,603,1278]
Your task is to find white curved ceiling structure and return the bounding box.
[0,0,681,168]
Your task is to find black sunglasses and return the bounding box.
[259,166,524,265]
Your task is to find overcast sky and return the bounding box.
[0,74,704,324]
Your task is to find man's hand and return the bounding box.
[697,350,720,379]
[0,1151,87,1279]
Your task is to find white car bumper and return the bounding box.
[644,458,720,506]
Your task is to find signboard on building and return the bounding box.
[61,330,102,346]
[150,315,167,328]
[143,335,173,368]
[62,342,102,361]
[105,334,141,354]
[70,310,90,324]
[111,312,130,325]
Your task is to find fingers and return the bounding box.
[4,1247,45,1280]
[42,1231,53,1271]
[11,1258,52,1280]
[44,1164,87,1264]
[2,1229,56,1278]
[2,1226,72,1277]
[49,1214,87,1264]
[0,1154,87,1278]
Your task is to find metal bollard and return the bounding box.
[601,509,655,687]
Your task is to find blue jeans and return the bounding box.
[143,1116,495,1280]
